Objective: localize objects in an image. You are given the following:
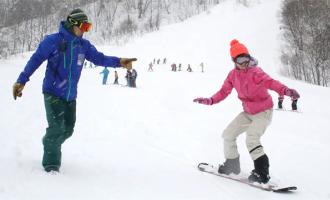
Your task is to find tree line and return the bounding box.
[0,0,222,59]
[280,0,330,87]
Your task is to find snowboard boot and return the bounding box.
[248,154,270,184]
[218,157,241,175]
[44,165,60,173]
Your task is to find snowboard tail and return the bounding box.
[198,163,297,192]
[275,108,302,113]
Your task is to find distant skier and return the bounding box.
[113,70,119,84]
[157,59,161,65]
[163,58,167,64]
[200,62,204,73]
[100,67,109,85]
[148,62,153,72]
[131,68,138,88]
[193,39,300,184]
[171,63,177,72]
[12,8,137,173]
[125,69,133,87]
[178,63,182,71]
[187,64,192,72]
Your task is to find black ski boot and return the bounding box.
[218,157,240,175]
[248,154,270,184]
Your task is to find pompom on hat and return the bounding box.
[230,39,249,59]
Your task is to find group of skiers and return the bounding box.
[148,58,204,73]
[153,58,167,65]
[125,68,138,87]
[148,57,167,71]
[99,67,137,87]
[12,8,300,187]
[83,61,95,68]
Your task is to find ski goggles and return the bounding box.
[234,55,251,65]
[79,21,92,32]
[68,17,92,32]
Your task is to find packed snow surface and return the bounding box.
[1,1,330,199]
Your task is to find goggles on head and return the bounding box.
[234,55,251,65]
[68,17,92,32]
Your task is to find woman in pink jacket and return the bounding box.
[193,39,300,184]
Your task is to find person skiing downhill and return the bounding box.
[131,68,138,88]
[200,62,204,73]
[148,62,153,72]
[12,9,137,173]
[193,39,300,184]
[113,70,119,84]
[187,64,192,72]
[100,67,110,85]
[125,69,133,87]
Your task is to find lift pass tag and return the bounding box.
[77,54,85,66]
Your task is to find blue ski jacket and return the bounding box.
[100,68,110,77]
[17,22,121,101]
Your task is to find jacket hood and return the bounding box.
[59,21,82,41]
[248,56,258,67]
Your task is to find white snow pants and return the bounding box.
[222,109,273,161]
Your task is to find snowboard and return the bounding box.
[198,163,297,193]
[275,108,302,113]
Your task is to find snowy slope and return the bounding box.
[1,0,330,200]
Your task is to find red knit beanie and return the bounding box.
[230,39,249,59]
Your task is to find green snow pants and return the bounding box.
[42,93,76,169]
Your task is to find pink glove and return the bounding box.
[284,88,300,100]
[193,97,213,105]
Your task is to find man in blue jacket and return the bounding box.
[12,9,137,173]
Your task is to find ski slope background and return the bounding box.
[1,0,330,199]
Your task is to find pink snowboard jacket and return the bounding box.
[211,65,288,115]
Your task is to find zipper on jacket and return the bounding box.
[66,38,76,101]
[63,54,66,69]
